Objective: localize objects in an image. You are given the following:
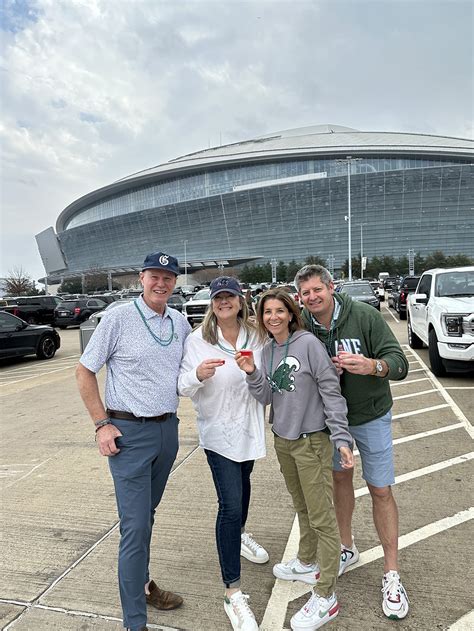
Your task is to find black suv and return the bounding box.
[54,298,107,328]
[388,276,421,320]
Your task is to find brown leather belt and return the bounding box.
[107,409,172,423]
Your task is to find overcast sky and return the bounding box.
[1,0,472,283]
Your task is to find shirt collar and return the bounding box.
[137,295,171,320]
[310,297,340,331]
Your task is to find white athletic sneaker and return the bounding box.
[382,571,410,619]
[290,591,339,630]
[273,558,321,585]
[224,591,259,631]
[338,538,360,576]
[240,532,269,564]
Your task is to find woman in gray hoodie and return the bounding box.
[236,289,353,631]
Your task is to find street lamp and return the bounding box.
[357,223,366,279]
[183,239,188,286]
[336,156,362,281]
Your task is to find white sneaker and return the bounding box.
[273,558,321,585]
[241,532,269,564]
[224,591,258,631]
[338,538,359,576]
[382,571,409,619]
[290,591,339,630]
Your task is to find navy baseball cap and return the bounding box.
[210,276,243,299]
[142,251,179,275]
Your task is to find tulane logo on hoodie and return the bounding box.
[272,356,301,392]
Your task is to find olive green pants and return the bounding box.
[274,431,340,597]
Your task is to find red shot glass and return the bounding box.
[240,349,253,357]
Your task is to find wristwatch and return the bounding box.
[372,359,384,377]
[373,360,384,376]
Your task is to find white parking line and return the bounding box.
[355,452,473,499]
[391,377,430,387]
[283,507,474,606]
[405,346,474,439]
[448,610,474,629]
[392,388,438,401]
[0,365,77,386]
[445,387,474,391]
[384,306,399,323]
[3,459,53,489]
[392,404,449,420]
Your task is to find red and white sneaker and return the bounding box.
[290,591,339,630]
[382,571,410,619]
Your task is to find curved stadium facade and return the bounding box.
[41,124,473,280]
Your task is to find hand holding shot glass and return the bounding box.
[235,349,255,374]
[196,358,226,382]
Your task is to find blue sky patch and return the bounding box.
[0,0,40,34]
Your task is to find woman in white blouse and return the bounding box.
[178,276,267,631]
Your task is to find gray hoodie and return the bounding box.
[246,330,352,451]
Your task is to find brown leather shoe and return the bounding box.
[146,580,183,610]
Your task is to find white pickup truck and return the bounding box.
[406,266,474,376]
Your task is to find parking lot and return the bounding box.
[1,309,473,631]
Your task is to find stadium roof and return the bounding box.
[57,124,473,231]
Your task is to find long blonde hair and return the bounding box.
[201,296,255,345]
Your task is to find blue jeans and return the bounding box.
[108,416,179,631]
[205,450,255,588]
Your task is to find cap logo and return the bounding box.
[159,255,169,266]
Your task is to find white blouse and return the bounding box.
[178,325,266,462]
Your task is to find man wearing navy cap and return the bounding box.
[77,251,191,631]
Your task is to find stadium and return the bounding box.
[37,124,473,282]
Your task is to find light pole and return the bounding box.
[336,156,362,281]
[183,239,188,286]
[358,223,366,279]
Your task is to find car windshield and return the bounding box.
[193,289,211,300]
[435,271,474,297]
[343,285,374,296]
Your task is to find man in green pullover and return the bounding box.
[295,264,410,621]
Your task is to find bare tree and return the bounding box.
[4,267,36,296]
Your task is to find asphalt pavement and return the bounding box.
[1,308,473,631]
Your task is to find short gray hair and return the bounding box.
[294,265,333,291]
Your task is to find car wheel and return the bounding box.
[36,335,57,360]
[428,329,446,377]
[407,317,423,349]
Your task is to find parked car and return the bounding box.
[407,266,474,376]
[54,298,107,328]
[167,294,186,312]
[2,295,62,325]
[339,281,380,310]
[88,294,121,304]
[388,276,421,319]
[369,280,385,301]
[0,311,61,360]
[383,276,399,291]
[182,289,211,326]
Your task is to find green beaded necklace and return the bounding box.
[216,329,250,355]
[267,333,292,394]
[134,300,175,347]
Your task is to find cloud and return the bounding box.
[0,0,472,281]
